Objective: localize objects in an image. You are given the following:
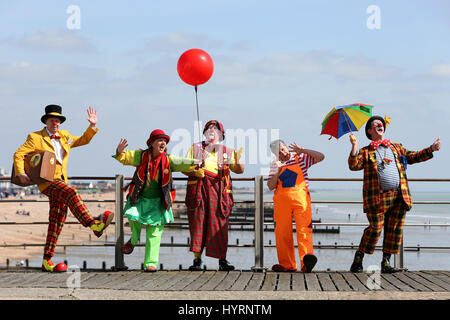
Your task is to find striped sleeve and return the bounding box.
[299,153,315,170]
[268,161,278,178]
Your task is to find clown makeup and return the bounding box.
[45,117,61,134]
[368,119,385,141]
[151,138,168,157]
[278,144,290,162]
[205,124,221,144]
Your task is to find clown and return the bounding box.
[349,116,441,273]
[114,129,198,272]
[267,139,324,272]
[13,105,113,272]
[183,120,244,271]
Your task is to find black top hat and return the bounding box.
[365,115,385,140]
[41,105,66,124]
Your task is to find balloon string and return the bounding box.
[195,85,202,142]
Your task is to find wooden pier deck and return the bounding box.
[0,269,449,300]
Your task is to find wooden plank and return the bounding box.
[317,273,337,291]
[260,273,277,291]
[82,273,115,289]
[141,272,179,290]
[40,272,73,288]
[417,272,450,291]
[353,272,384,291]
[304,273,321,291]
[112,272,160,290]
[245,272,265,291]
[0,272,32,287]
[291,273,306,291]
[199,271,228,290]
[215,271,241,291]
[183,271,215,291]
[404,272,447,292]
[17,273,53,287]
[0,273,23,286]
[148,271,189,290]
[329,272,352,291]
[228,271,252,291]
[168,271,205,291]
[277,273,291,291]
[96,273,130,289]
[381,274,415,292]
[395,272,431,292]
[341,272,368,291]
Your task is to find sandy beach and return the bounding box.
[0,189,191,266]
[0,191,119,265]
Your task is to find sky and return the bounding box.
[1,0,449,191]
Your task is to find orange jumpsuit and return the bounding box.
[273,156,314,271]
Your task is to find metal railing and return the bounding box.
[1,175,449,271]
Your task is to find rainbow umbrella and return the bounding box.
[321,103,373,140]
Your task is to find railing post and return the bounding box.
[113,174,127,271]
[394,239,404,270]
[252,175,266,272]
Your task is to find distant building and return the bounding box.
[0,167,12,190]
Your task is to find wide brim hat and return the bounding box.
[146,129,170,147]
[203,120,225,141]
[365,115,386,140]
[41,104,66,124]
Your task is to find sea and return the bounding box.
[24,189,450,271]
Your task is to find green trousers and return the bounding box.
[129,220,164,268]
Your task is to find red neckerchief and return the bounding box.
[370,139,391,150]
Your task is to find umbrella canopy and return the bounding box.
[321,103,373,139]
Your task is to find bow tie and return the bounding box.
[50,135,61,140]
[370,139,390,150]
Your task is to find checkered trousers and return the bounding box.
[41,180,94,258]
[186,174,233,259]
[358,189,408,254]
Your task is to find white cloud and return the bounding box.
[3,30,96,52]
[430,64,450,78]
[132,32,223,56]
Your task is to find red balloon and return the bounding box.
[177,48,214,86]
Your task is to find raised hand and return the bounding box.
[350,134,358,146]
[431,138,441,151]
[87,107,98,127]
[289,142,304,155]
[235,147,244,163]
[116,138,128,155]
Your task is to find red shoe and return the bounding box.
[91,210,114,238]
[271,264,296,272]
[121,239,134,255]
[144,266,157,273]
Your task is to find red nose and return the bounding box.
[376,123,383,128]
[52,122,58,126]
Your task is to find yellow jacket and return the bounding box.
[13,126,99,192]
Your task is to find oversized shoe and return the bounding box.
[42,259,67,273]
[189,258,202,271]
[271,264,296,272]
[121,239,134,255]
[301,254,318,273]
[91,210,114,238]
[144,266,157,273]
